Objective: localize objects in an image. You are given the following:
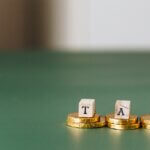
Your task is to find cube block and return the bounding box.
[114,100,131,119]
[78,99,96,117]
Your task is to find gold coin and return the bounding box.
[67,112,100,123]
[67,116,106,128]
[106,113,138,125]
[140,114,150,125]
[142,123,150,129]
[107,121,140,130]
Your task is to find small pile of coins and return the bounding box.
[67,112,106,128]
[66,99,150,130]
[106,113,140,130]
[141,115,150,129]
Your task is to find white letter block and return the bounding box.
[114,100,131,119]
[78,99,96,117]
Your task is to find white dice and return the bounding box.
[78,99,96,117]
[114,100,131,119]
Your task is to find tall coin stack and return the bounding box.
[106,113,140,130]
[106,100,140,130]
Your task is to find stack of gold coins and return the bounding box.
[141,115,150,129]
[106,113,140,130]
[66,112,106,128]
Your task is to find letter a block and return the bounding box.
[78,99,96,117]
[114,100,131,119]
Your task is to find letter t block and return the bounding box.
[114,100,131,119]
[78,99,96,117]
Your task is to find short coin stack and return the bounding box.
[141,115,150,129]
[67,99,106,128]
[106,113,140,130]
[67,112,106,128]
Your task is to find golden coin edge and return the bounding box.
[140,115,150,125]
[67,112,100,123]
[67,116,106,128]
[106,113,138,125]
[107,121,140,130]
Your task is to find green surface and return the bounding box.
[0,51,150,150]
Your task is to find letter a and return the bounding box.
[114,100,130,119]
[117,108,125,116]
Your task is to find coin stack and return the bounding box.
[106,113,140,130]
[141,115,150,129]
[67,112,106,128]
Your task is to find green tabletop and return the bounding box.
[0,51,150,150]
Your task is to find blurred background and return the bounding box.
[0,0,150,51]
